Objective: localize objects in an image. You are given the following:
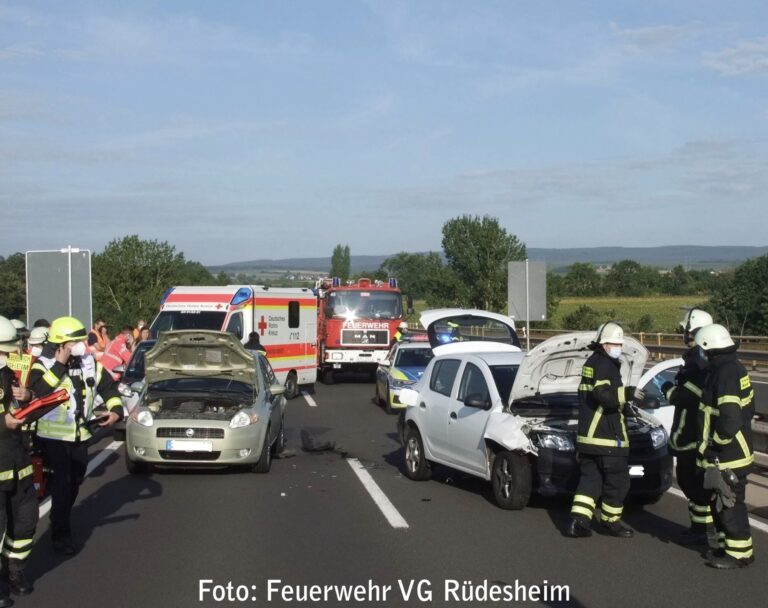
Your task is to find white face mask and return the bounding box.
[70,342,87,358]
[30,346,43,357]
[607,346,622,359]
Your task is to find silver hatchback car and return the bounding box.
[125,330,287,474]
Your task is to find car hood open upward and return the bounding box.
[144,330,257,386]
[420,309,521,354]
[509,332,649,405]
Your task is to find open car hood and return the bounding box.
[145,330,257,386]
[420,309,521,351]
[509,332,649,404]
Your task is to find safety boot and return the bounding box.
[707,554,754,569]
[602,520,634,538]
[565,518,592,538]
[52,538,76,556]
[0,580,13,608]
[7,570,32,596]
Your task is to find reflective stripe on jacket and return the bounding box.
[667,348,707,454]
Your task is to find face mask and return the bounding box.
[70,342,87,358]
[30,346,43,357]
[607,346,622,359]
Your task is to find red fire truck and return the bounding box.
[315,277,403,383]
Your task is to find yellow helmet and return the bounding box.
[48,316,88,344]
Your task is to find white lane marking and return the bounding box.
[346,458,409,529]
[38,441,124,519]
[666,486,768,535]
[302,391,318,407]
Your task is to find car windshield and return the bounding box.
[150,311,227,337]
[123,340,156,383]
[328,290,402,320]
[643,366,680,406]
[148,377,253,395]
[395,348,434,368]
[429,315,520,348]
[490,364,519,403]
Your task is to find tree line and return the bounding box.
[2,218,767,336]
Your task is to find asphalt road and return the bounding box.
[21,377,768,608]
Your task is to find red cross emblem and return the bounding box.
[215,303,223,310]
[258,315,268,336]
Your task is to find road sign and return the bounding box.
[508,260,547,351]
[26,247,92,328]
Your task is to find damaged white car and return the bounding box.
[398,310,673,510]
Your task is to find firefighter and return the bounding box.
[694,324,755,569]
[0,316,37,602]
[392,322,408,345]
[566,322,643,538]
[28,316,123,556]
[26,327,48,359]
[660,308,714,544]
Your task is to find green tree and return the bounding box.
[441,215,526,310]
[563,263,603,296]
[92,235,187,328]
[379,252,444,300]
[663,265,695,296]
[710,255,768,335]
[561,305,617,331]
[603,260,659,296]
[177,261,225,286]
[0,253,26,321]
[424,266,470,308]
[330,244,351,282]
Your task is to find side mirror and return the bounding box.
[640,395,661,410]
[464,394,491,410]
[399,388,418,407]
[379,360,391,368]
[130,381,145,394]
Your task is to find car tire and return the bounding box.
[284,372,299,400]
[125,448,148,475]
[491,450,531,510]
[403,426,431,481]
[253,426,273,474]
[272,416,286,455]
[384,382,394,415]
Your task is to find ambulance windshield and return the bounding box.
[328,290,402,320]
[150,311,227,337]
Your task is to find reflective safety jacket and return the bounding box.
[577,349,629,456]
[696,350,754,473]
[28,353,123,443]
[665,348,708,455]
[0,368,34,490]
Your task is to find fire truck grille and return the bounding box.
[341,329,389,346]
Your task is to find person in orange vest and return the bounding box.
[87,319,108,360]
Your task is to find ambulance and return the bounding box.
[150,286,317,398]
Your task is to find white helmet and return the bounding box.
[695,324,735,351]
[595,321,624,345]
[28,326,49,345]
[679,308,713,333]
[0,316,20,353]
[398,322,408,329]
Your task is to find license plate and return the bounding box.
[165,440,213,452]
[629,465,645,478]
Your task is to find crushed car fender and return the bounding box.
[484,412,534,453]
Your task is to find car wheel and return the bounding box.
[271,416,286,455]
[403,427,431,481]
[125,448,148,475]
[491,450,531,510]
[384,382,394,415]
[253,426,273,474]
[284,372,299,400]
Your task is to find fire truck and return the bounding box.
[315,277,403,384]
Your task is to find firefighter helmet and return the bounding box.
[28,326,49,345]
[595,321,624,345]
[0,316,20,353]
[679,308,713,333]
[398,322,408,329]
[48,316,88,344]
[695,324,735,351]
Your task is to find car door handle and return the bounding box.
[450,412,457,420]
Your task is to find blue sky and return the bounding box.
[2,1,767,264]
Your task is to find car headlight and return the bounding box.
[650,426,668,449]
[131,407,154,427]
[537,433,575,452]
[230,411,259,429]
[117,383,132,398]
[391,378,414,389]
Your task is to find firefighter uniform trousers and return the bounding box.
[707,475,751,559]
[38,438,88,542]
[571,455,630,525]
[677,451,712,530]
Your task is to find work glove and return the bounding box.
[624,386,645,402]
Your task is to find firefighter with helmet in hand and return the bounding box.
[28,316,123,556]
[694,324,755,569]
[0,316,37,603]
[660,308,715,546]
[567,321,645,539]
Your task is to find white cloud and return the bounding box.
[0,43,43,62]
[703,37,768,75]
[610,22,701,53]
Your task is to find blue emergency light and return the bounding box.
[159,287,174,306]
[230,287,253,306]
[389,278,398,288]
